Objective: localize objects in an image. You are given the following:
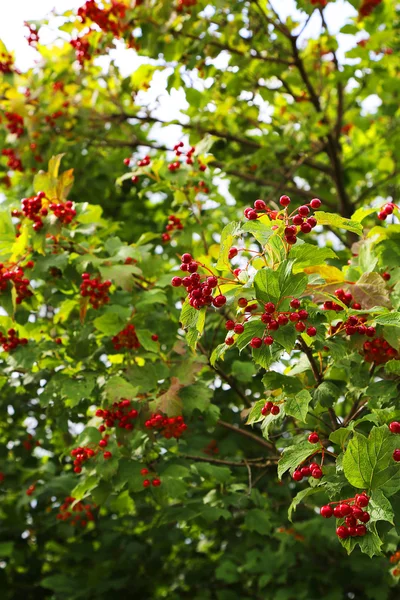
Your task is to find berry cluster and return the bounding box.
[20,191,47,230]
[320,493,370,539]
[44,110,65,128]
[2,148,23,171]
[310,0,328,5]
[377,202,397,221]
[56,496,96,527]
[162,215,183,243]
[70,446,96,473]
[0,263,33,304]
[171,254,226,310]
[0,52,15,74]
[243,196,321,245]
[112,324,140,350]
[168,143,206,171]
[203,439,219,455]
[80,273,112,309]
[363,337,398,364]
[177,0,197,11]
[140,468,162,488]
[359,0,382,18]
[5,112,24,137]
[390,550,400,577]
[49,201,76,224]
[95,399,138,432]
[323,287,361,312]
[144,413,187,439]
[0,329,28,352]
[25,23,39,47]
[137,154,151,168]
[261,400,281,416]
[292,460,323,481]
[77,0,127,35]
[70,33,93,65]
[330,314,375,338]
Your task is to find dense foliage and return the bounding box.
[1,1,400,599]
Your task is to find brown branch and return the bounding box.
[218,419,277,453]
[179,454,278,469]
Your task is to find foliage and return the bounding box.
[0,1,400,599]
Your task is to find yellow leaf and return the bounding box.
[304,265,344,283]
[11,224,29,261]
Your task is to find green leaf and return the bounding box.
[352,272,391,309]
[329,427,352,448]
[285,390,312,422]
[246,399,267,425]
[180,383,212,415]
[135,329,159,352]
[369,489,394,525]
[71,475,98,502]
[313,382,341,408]
[385,360,400,375]
[342,426,400,496]
[288,487,320,522]
[216,221,242,270]
[291,243,337,270]
[236,319,266,350]
[194,462,231,483]
[314,211,363,235]
[93,312,126,336]
[62,374,97,408]
[375,313,400,327]
[278,441,317,479]
[241,220,273,245]
[105,377,138,403]
[244,509,272,535]
[231,360,257,383]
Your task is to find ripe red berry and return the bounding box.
[181,253,192,264]
[339,503,352,516]
[393,449,400,462]
[336,526,349,539]
[298,309,309,320]
[292,470,303,481]
[140,468,149,476]
[320,505,333,518]
[152,478,161,487]
[213,295,226,308]
[293,214,303,226]
[359,511,370,523]
[355,493,369,507]
[271,405,280,416]
[250,337,262,349]
[382,272,391,281]
[264,302,275,313]
[300,222,312,234]
[298,205,310,217]
[246,209,258,220]
[103,451,112,459]
[225,337,235,346]
[228,247,238,259]
[356,525,367,537]
[238,297,248,308]
[171,276,182,287]
[225,320,235,330]
[234,323,244,334]
[311,467,323,479]
[99,439,108,448]
[307,216,317,228]
[300,466,311,477]
[389,422,400,434]
[352,506,363,520]
[279,195,291,207]
[290,298,300,309]
[333,506,343,518]
[254,199,266,210]
[345,515,357,528]
[377,211,387,221]
[295,322,306,333]
[308,432,319,444]
[307,326,317,337]
[310,198,322,209]
[383,203,394,215]
[277,314,288,326]
[264,335,274,346]
[143,479,151,488]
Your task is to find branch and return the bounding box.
[179,454,278,469]
[218,419,277,453]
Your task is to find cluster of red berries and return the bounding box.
[177,0,197,11]
[331,314,376,338]
[2,148,23,171]
[0,263,33,304]
[5,112,24,137]
[310,0,328,6]
[26,484,36,496]
[44,110,65,128]
[292,460,323,481]
[77,0,127,35]
[391,422,400,462]
[171,254,226,310]
[145,413,187,439]
[112,324,141,350]
[17,191,47,230]
[95,399,138,433]
[70,33,93,65]
[320,493,370,539]
[377,202,396,221]
[243,196,321,245]
[203,439,219,455]
[193,180,210,194]
[56,496,96,527]
[359,0,382,18]
[261,400,281,416]
[140,468,161,488]
[80,273,112,309]
[0,52,15,74]
[71,446,96,473]
[168,143,206,172]
[49,201,77,224]
[390,550,400,577]
[323,288,361,312]
[363,337,398,364]
[25,23,39,47]
[162,215,183,243]
[0,329,28,353]
[137,155,151,168]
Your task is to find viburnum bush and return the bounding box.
[0,1,399,599]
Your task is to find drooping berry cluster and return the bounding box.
[20,191,47,230]
[0,52,15,74]
[5,112,24,137]
[162,215,183,243]
[171,254,226,310]
[0,263,33,304]
[70,33,93,65]
[77,0,127,34]
[330,314,375,338]
[177,0,197,11]
[112,324,140,350]
[70,446,96,473]
[363,337,398,364]
[168,143,206,171]
[56,496,96,527]
[144,413,187,439]
[95,399,138,433]
[49,201,76,224]
[377,201,397,221]
[24,23,39,47]
[80,273,112,309]
[203,439,219,455]
[320,493,370,539]
[359,0,382,18]
[0,329,28,352]
[243,196,321,246]
[389,550,400,577]
[261,400,281,416]
[140,468,162,488]
[2,148,23,171]
[137,154,151,168]
[292,461,323,481]
[26,484,36,496]
[323,287,361,312]
[310,0,327,6]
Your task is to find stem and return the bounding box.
[179,454,277,469]
[218,419,277,453]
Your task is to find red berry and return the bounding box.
[298,309,308,320]
[292,470,303,481]
[307,326,317,337]
[254,199,266,210]
[238,297,248,308]
[234,324,244,334]
[300,222,312,234]
[264,302,275,313]
[103,451,112,459]
[228,247,238,259]
[339,503,352,516]
[300,466,311,477]
[225,320,235,330]
[352,506,363,520]
[171,276,182,287]
[271,405,280,416]
[383,204,394,215]
[310,198,322,209]
[382,272,391,281]
[356,525,367,536]
[279,195,291,207]
[308,432,319,444]
[264,335,274,346]
[355,493,369,507]
[333,506,343,518]
[99,439,107,448]
[307,216,317,228]
[293,214,303,226]
[320,505,333,518]
[151,334,159,341]
[250,337,262,349]
[289,312,300,322]
[143,479,151,488]
[295,322,306,333]
[298,205,310,217]
[225,337,235,346]
[290,298,300,309]
[345,515,357,528]
[277,314,288,326]
[152,478,161,487]
[359,511,370,523]
[181,253,192,264]
[140,468,149,476]
[311,467,323,479]
[393,449,400,462]
[336,526,349,539]
[246,209,258,220]
[213,295,226,308]
[389,422,400,434]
